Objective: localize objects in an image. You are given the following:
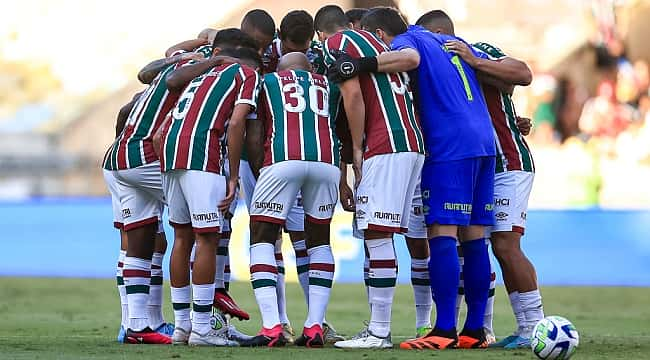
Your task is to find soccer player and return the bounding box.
[328,7,511,349]
[431,25,542,348]
[315,5,426,349]
[241,52,341,348]
[345,8,368,30]
[241,9,276,52]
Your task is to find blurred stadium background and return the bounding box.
[1,0,649,286]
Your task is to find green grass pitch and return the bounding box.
[0,278,649,359]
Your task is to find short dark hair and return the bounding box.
[213,28,259,51]
[279,10,314,44]
[314,5,348,34]
[234,47,262,69]
[241,9,276,37]
[415,10,454,35]
[360,7,407,37]
[345,8,368,23]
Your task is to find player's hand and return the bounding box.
[211,55,240,66]
[328,50,360,83]
[517,116,532,136]
[219,178,238,213]
[444,40,478,67]
[352,148,363,189]
[339,181,355,212]
[181,52,206,62]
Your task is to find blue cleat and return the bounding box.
[489,334,519,348]
[154,323,175,336]
[117,326,126,343]
[503,335,531,349]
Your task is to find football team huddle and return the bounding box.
[102,4,544,350]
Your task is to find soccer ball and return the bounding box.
[531,316,579,359]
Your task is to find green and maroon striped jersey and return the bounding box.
[472,42,534,173]
[323,29,424,159]
[103,46,213,171]
[161,63,259,174]
[262,39,327,75]
[259,69,341,166]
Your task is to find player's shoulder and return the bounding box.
[472,41,507,59]
[194,44,213,58]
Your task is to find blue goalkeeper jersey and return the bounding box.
[391,25,495,162]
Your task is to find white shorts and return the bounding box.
[490,170,534,234]
[355,152,425,234]
[250,161,339,225]
[241,159,305,232]
[163,169,226,233]
[103,169,123,229]
[114,161,165,231]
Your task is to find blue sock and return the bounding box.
[428,236,460,331]
[460,238,490,331]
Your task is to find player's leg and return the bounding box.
[485,252,497,343]
[241,161,301,347]
[273,234,291,340]
[456,156,496,349]
[293,162,339,347]
[180,170,237,347]
[149,228,173,335]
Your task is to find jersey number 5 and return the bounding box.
[450,55,474,101]
[283,83,329,117]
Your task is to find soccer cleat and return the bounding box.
[399,327,458,350]
[489,334,520,348]
[349,321,369,340]
[154,322,175,336]
[282,323,295,344]
[171,327,191,345]
[117,326,126,343]
[188,329,239,346]
[125,327,172,344]
[416,325,433,338]
[213,288,250,321]
[485,328,496,345]
[295,324,324,348]
[457,328,488,349]
[323,322,345,343]
[239,324,288,347]
[333,328,393,349]
[228,323,254,342]
[503,335,532,349]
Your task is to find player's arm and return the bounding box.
[445,40,532,86]
[338,77,365,187]
[137,52,205,84]
[246,116,264,179]
[476,72,515,95]
[115,91,143,136]
[328,48,419,83]
[334,109,354,211]
[219,103,253,212]
[166,56,239,92]
[152,113,172,159]
[165,38,209,57]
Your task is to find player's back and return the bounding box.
[391,25,495,162]
[323,29,424,159]
[259,69,340,166]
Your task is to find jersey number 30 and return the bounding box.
[283,83,329,117]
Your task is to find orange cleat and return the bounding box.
[457,328,489,349]
[399,328,458,350]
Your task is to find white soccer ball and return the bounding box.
[531,316,579,359]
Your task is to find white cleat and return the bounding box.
[188,329,239,346]
[171,327,190,345]
[334,328,393,349]
[228,324,254,342]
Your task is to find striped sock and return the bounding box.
[293,239,310,304]
[274,239,289,324]
[148,252,164,330]
[366,238,396,338]
[224,252,231,291]
[304,245,334,328]
[363,250,370,310]
[123,256,151,331]
[171,285,191,331]
[484,260,496,334]
[215,236,229,289]
[456,242,464,325]
[250,242,280,329]
[411,257,432,328]
[116,250,128,329]
[192,283,215,335]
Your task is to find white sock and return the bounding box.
[366,238,396,338]
[192,283,215,335]
[292,239,310,304]
[520,289,544,337]
[215,237,229,289]
[123,256,151,331]
[484,259,496,334]
[509,291,524,335]
[456,243,465,325]
[148,252,164,330]
[171,285,191,331]
[274,239,289,324]
[250,242,281,329]
[411,257,432,328]
[116,250,128,329]
[304,245,334,328]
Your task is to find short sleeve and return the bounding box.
[472,42,507,60]
[236,65,260,109]
[323,33,346,66]
[391,33,417,51]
